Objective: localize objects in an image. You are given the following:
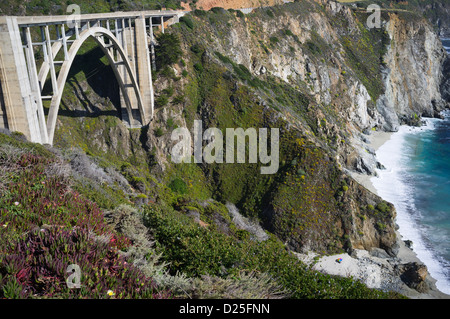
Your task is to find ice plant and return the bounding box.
[0,152,171,299]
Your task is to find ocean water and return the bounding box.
[371,116,450,295]
[442,38,450,53]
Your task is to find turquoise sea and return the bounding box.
[442,38,450,53]
[372,114,450,295]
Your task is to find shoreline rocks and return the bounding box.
[294,234,450,299]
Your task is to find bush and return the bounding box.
[142,205,404,299]
[155,95,169,107]
[236,10,245,18]
[194,63,204,73]
[376,201,390,214]
[155,33,182,69]
[168,178,188,194]
[162,86,174,97]
[154,127,164,137]
[167,118,175,129]
[270,36,279,44]
[284,29,294,36]
[306,41,321,55]
[190,43,204,55]
[210,7,225,14]
[233,64,252,82]
[180,16,194,29]
[215,51,233,65]
[193,9,207,17]
[172,95,185,104]
[160,66,176,79]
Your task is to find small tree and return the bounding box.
[155,33,182,69]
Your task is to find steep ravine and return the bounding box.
[47,1,450,297]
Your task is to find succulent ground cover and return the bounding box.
[0,136,170,299]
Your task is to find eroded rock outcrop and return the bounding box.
[377,13,448,131]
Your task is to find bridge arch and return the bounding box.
[1,12,182,144]
[46,26,146,145]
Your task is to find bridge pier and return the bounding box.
[134,16,154,125]
[0,16,46,143]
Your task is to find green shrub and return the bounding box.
[172,94,185,104]
[193,9,207,17]
[154,127,164,137]
[284,29,294,36]
[142,205,405,299]
[266,9,274,18]
[168,178,188,194]
[210,7,224,14]
[376,201,390,214]
[306,41,321,55]
[376,222,387,230]
[156,94,169,107]
[160,66,176,79]
[194,63,204,73]
[155,33,182,69]
[167,118,175,129]
[190,43,204,55]
[162,86,174,97]
[180,16,194,29]
[270,36,279,45]
[215,51,233,65]
[233,64,252,82]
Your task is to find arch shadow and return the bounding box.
[45,26,146,145]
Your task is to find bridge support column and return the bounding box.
[0,16,44,143]
[134,16,154,124]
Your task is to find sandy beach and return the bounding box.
[297,129,450,299]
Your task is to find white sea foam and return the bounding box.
[371,119,450,294]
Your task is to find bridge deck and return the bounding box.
[14,10,184,26]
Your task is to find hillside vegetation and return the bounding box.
[0,131,404,298]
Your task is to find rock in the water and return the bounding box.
[397,262,429,292]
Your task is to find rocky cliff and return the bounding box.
[181,1,448,169]
[377,11,448,131]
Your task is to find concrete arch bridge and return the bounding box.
[0,10,184,145]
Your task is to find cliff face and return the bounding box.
[183,1,448,170]
[377,12,448,131]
